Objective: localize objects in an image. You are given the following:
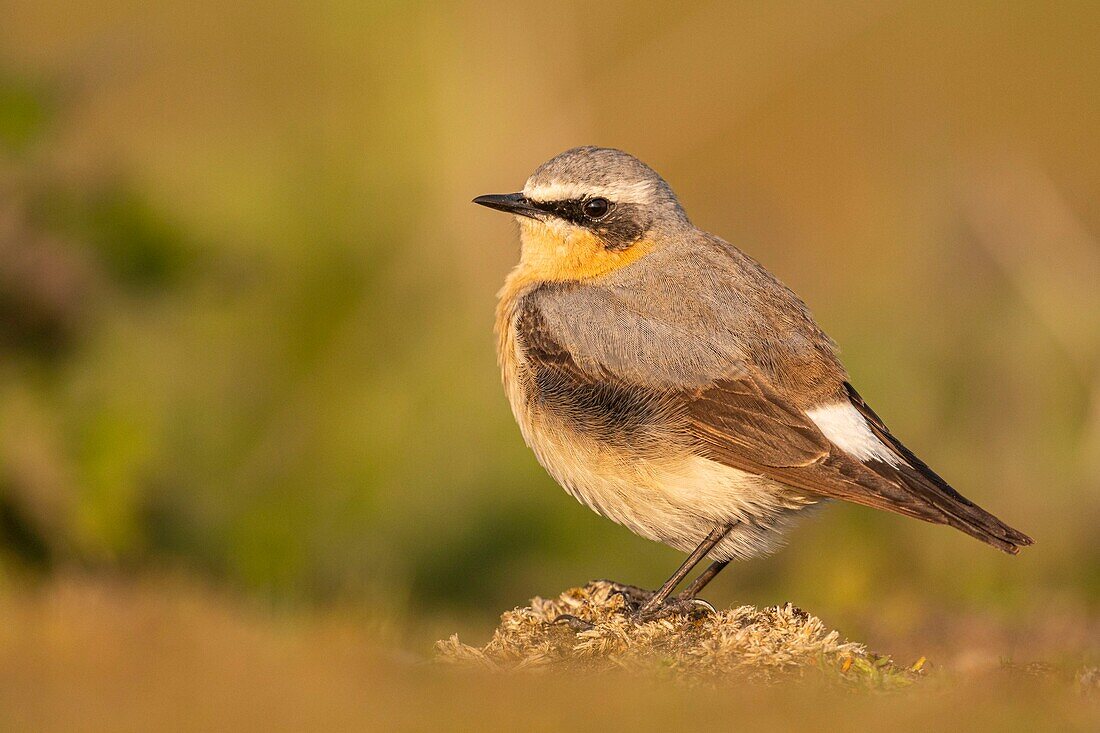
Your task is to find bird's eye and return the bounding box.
[582,197,612,220]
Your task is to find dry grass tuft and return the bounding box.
[436,580,921,688]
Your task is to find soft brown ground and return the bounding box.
[0,574,1096,732]
[437,580,918,688]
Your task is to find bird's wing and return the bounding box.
[520,288,1032,553]
[688,375,1032,553]
[837,383,1033,549]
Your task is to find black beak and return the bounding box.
[472,192,543,219]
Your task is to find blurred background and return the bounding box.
[0,0,1097,727]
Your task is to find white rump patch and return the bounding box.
[523,178,657,205]
[806,402,903,467]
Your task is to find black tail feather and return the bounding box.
[844,383,1033,554]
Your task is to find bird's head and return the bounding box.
[475,147,689,282]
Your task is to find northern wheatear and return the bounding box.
[475,147,1031,620]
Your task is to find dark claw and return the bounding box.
[688,597,717,614]
[550,613,595,632]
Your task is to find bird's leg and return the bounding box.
[634,524,733,620]
[675,559,729,601]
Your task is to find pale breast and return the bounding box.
[495,281,816,561]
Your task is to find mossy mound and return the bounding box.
[437,580,923,688]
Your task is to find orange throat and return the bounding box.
[500,218,654,295]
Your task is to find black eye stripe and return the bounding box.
[528,198,648,250]
[530,198,608,225]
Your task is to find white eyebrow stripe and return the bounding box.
[523,179,657,204]
[806,402,904,467]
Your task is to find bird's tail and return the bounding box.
[845,384,1034,554]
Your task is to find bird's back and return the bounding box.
[533,230,850,407]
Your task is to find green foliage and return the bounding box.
[0,2,1097,636]
[0,74,54,154]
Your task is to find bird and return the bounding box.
[474,146,1032,621]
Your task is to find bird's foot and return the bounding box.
[552,580,718,626]
[602,580,717,623]
[630,596,716,624]
[603,581,657,610]
[549,613,595,632]
[547,581,657,631]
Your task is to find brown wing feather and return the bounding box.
[842,383,1033,551]
[686,375,979,525]
[517,295,1032,554]
[691,375,1032,553]
[690,375,1032,553]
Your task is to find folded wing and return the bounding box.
[687,374,1032,553]
[520,286,1033,554]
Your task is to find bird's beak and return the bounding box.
[472,192,543,219]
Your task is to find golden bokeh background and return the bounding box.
[0,1,1097,727]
